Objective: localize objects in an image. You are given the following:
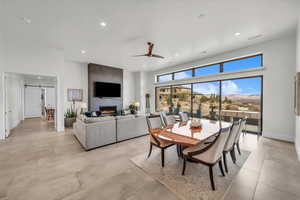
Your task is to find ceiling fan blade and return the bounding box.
[151,54,164,59]
[132,54,147,57]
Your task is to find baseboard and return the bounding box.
[296,139,300,162]
[262,131,294,143]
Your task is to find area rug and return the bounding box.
[131,146,250,200]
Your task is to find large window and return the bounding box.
[155,76,262,134]
[156,54,262,82]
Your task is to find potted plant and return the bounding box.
[65,107,77,127]
[129,102,140,114]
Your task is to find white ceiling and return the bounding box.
[1,0,299,71]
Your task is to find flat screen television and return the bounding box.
[94,82,121,98]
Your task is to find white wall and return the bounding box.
[24,86,42,118]
[146,33,297,142]
[134,72,147,113]
[0,34,4,139]
[296,15,300,160]
[123,70,136,109]
[5,74,24,130]
[63,61,88,113]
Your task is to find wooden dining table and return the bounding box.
[152,119,232,147]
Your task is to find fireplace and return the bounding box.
[99,106,117,115]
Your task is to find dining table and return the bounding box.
[152,119,232,147]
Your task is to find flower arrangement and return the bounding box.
[129,102,140,114]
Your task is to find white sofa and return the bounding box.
[116,115,148,142]
[73,116,116,150]
[73,115,148,150]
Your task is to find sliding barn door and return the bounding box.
[25,87,42,118]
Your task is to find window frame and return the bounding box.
[156,54,263,83]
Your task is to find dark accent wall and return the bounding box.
[88,63,123,111]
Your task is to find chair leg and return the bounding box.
[147,143,153,158]
[209,166,215,190]
[218,160,225,177]
[161,148,165,167]
[179,145,183,158]
[223,152,228,173]
[182,156,186,175]
[230,147,236,164]
[176,145,182,157]
[236,142,241,155]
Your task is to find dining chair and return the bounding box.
[146,115,174,167]
[242,117,248,137]
[160,112,176,128]
[234,117,247,155]
[160,111,184,157]
[179,112,189,122]
[223,120,241,173]
[182,127,231,190]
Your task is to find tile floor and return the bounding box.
[0,118,298,200]
[223,134,300,200]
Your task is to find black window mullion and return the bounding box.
[219,80,222,121]
[220,63,224,73]
[170,86,173,113]
[191,84,193,117]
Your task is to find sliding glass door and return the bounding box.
[172,84,192,115]
[156,87,172,113]
[192,81,220,120]
[221,77,262,133]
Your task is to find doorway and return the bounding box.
[4,72,58,137]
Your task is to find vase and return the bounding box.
[65,117,76,127]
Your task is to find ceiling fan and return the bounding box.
[133,42,164,59]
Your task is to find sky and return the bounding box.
[192,78,261,95]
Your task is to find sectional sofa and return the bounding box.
[73,114,148,150]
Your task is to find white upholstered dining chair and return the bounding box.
[146,115,174,167]
[181,127,231,190]
[234,117,247,155]
[179,112,189,123]
[160,112,176,127]
[223,120,241,173]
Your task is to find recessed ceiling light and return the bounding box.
[198,14,206,19]
[20,17,31,24]
[100,22,107,27]
[174,53,179,57]
[235,32,241,36]
[81,50,86,54]
[37,76,41,79]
